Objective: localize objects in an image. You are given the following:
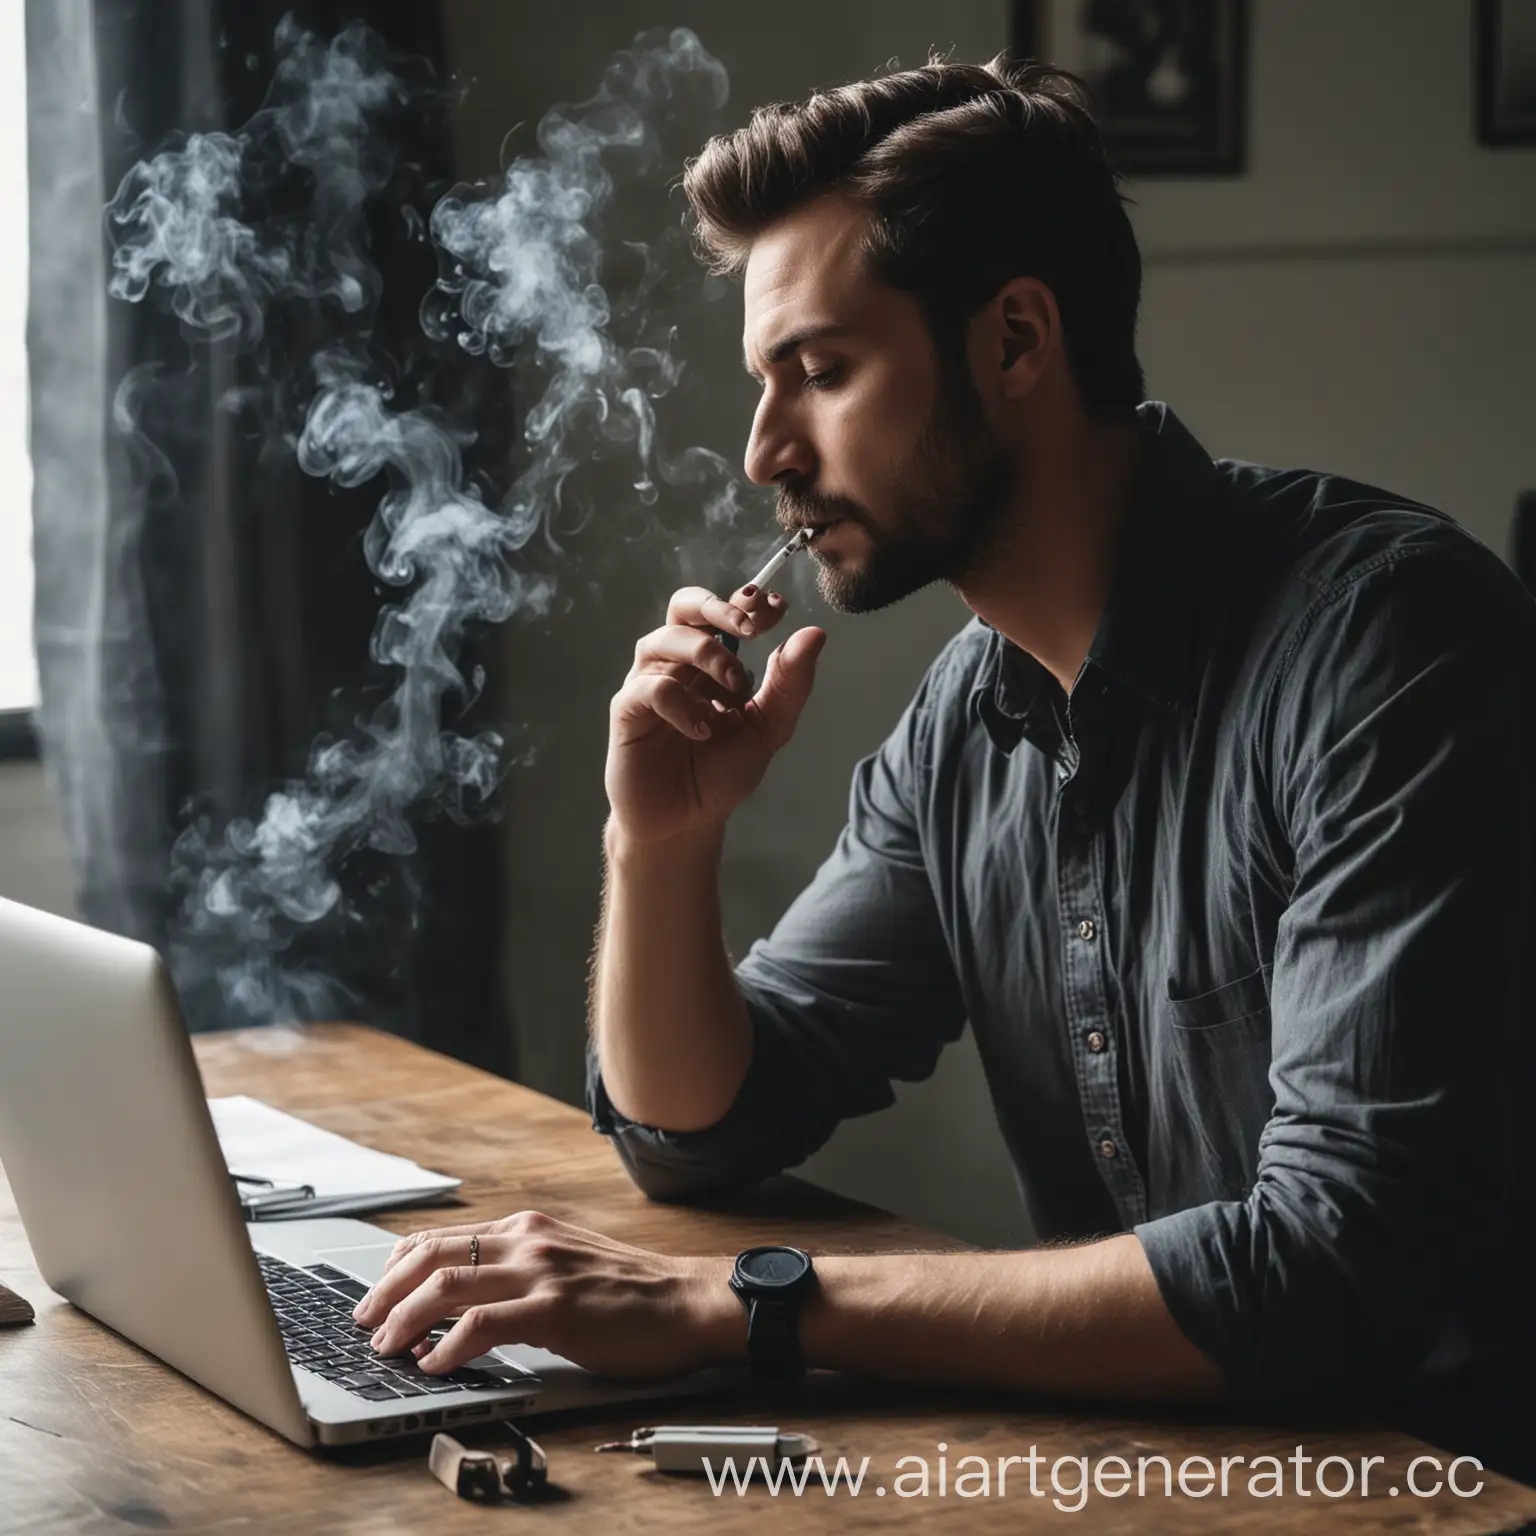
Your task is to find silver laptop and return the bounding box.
[0,896,724,1446]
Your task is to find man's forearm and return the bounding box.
[589,820,754,1132]
[696,1235,1223,1400]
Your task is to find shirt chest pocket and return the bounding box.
[1162,966,1275,1199]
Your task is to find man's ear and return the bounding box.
[984,277,1058,400]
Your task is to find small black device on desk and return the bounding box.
[0,1280,34,1326]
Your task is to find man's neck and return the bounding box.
[954,413,1143,696]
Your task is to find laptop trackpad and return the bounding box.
[312,1242,396,1284]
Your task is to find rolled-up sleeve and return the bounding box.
[588,649,971,1201]
[1135,548,1530,1396]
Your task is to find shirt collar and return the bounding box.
[1085,400,1233,714]
[970,401,1233,749]
[970,634,1056,755]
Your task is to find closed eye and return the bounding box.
[803,365,843,392]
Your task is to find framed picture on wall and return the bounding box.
[1478,0,1536,144]
[1012,0,1248,175]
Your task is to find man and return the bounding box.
[353,57,1533,1481]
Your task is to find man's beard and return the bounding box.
[776,361,1015,615]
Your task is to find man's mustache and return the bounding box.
[775,485,868,532]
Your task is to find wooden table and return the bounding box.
[1,1023,1533,1534]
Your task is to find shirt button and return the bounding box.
[1098,1137,1119,1160]
[1077,918,1097,941]
[1086,1030,1108,1053]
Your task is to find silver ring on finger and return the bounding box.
[469,1234,480,1270]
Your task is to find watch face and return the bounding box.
[737,1246,810,1288]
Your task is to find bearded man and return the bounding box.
[352,57,1534,1485]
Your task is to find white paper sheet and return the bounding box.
[209,1094,461,1219]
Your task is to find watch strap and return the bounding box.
[744,1293,804,1379]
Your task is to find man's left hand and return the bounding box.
[350,1209,741,1378]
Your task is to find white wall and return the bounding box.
[1131,0,1536,553]
[0,761,75,918]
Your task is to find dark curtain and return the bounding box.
[25,0,516,1074]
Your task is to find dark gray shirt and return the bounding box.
[588,402,1534,1466]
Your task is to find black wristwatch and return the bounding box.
[728,1245,816,1380]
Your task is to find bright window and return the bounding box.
[0,4,31,714]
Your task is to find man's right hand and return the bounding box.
[605,583,826,847]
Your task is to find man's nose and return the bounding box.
[744,395,815,488]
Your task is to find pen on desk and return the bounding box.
[714,526,819,657]
[594,1425,819,1474]
[246,1184,315,1203]
[229,1173,316,1211]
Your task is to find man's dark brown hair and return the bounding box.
[683,54,1144,418]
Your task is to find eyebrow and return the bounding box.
[742,323,852,381]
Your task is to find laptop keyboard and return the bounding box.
[256,1252,530,1402]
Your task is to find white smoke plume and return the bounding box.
[423,26,742,546]
[106,17,405,343]
[174,347,555,1025]
[104,21,744,1027]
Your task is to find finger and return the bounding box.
[419,1298,547,1376]
[682,664,753,710]
[370,1262,515,1357]
[727,583,790,633]
[355,1231,488,1326]
[706,693,751,726]
[611,672,715,743]
[633,625,750,694]
[746,626,827,752]
[665,586,760,641]
[380,1221,494,1277]
[645,653,752,709]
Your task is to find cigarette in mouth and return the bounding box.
[716,526,818,656]
[747,524,818,590]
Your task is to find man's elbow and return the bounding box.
[1142,1182,1459,1401]
[602,1126,774,1205]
